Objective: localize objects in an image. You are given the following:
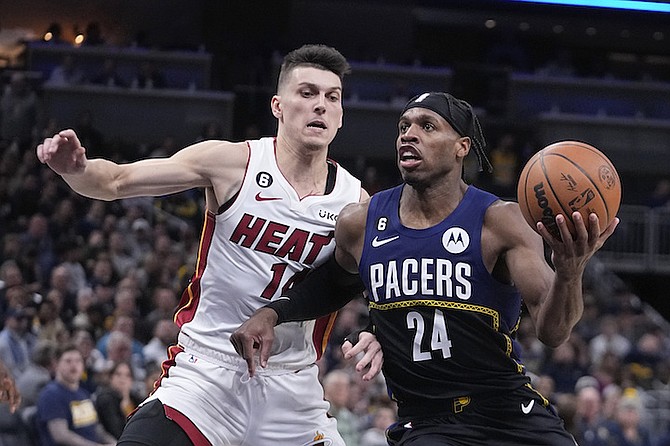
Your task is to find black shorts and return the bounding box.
[387,386,577,446]
[117,399,194,446]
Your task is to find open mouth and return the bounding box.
[307,120,327,130]
[399,145,421,162]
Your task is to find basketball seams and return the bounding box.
[517,140,621,237]
[544,150,612,223]
[539,152,576,229]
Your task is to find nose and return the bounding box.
[314,94,327,113]
[400,123,419,142]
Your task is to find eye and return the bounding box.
[301,90,314,97]
[399,122,409,133]
[328,93,340,102]
[423,122,435,131]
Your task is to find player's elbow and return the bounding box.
[536,327,570,348]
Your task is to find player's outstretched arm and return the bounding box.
[501,203,619,347]
[37,129,244,202]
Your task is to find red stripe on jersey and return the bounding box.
[313,312,338,359]
[163,404,213,446]
[174,211,216,326]
[151,344,184,395]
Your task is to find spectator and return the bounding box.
[71,329,105,393]
[323,369,361,446]
[360,405,396,446]
[93,361,142,439]
[96,316,144,363]
[15,339,57,408]
[573,385,605,446]
[99,330,145,383]
[140,285,177,342]
[46,54,86,86]
[34,297,68,344]
[142,318,178,366]
[597,393,653,446]
[0,307,37,378]
[589,315,632,366]
[35,343,116,445]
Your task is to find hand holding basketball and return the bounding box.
[517,140,621,239]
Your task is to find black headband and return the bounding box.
[401,92,492,173]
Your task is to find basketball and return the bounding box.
[516,140,621,239]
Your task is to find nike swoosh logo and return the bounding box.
[371,235,399,248]
[255,192,282,202]
[521,400,535,414]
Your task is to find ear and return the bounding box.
[456,137,471,159]
[271,95,282,119]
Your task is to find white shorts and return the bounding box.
[144,347,344,446]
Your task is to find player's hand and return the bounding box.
[36,129,88,175]
[0,361,21,413]
[538,212,619,272]
[342,331,383,381]
[230,307,278,377]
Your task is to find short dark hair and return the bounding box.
[277,44,350,90]
[55,342,81,360]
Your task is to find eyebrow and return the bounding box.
[297,82,342,92]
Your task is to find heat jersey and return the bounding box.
[359,185,530,418]
[174,137,361,370]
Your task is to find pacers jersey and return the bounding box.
[359,185,530,418]
[175,137,361,370]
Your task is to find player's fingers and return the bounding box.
[258,335,272,369]
[600,217,619,242]
[555,214,574,245]
[362,351,383,381]
[341,341,353,359]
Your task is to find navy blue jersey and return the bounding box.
[360,185,531,418]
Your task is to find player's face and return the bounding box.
[272,66,343,149]
[396,108,468,187]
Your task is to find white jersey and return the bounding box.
[175,137,361,370]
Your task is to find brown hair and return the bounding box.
[277,44,350,91]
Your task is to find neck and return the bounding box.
[57,376,80,391]
[399,180,468,229]
[275,136,329,198]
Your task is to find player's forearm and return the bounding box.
[266,255,365,324]
[61,159,120,201]
[535,272,584,347]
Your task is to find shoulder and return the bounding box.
[336,199,371,244]
[482,199,545,255]
[176,140,249,168]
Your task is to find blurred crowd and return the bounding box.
[0,110,669,445]
[1,38,670,445]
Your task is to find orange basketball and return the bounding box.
[517,140,621,239]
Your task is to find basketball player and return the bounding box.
[37,44,383,446]
[232,92,619,445]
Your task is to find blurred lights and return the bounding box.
[519,21,530,31]
[553,24,565,33]
[586,27,597,36]
[485,19,497,29]
[44,32,53,42]
[74,34,85,45]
